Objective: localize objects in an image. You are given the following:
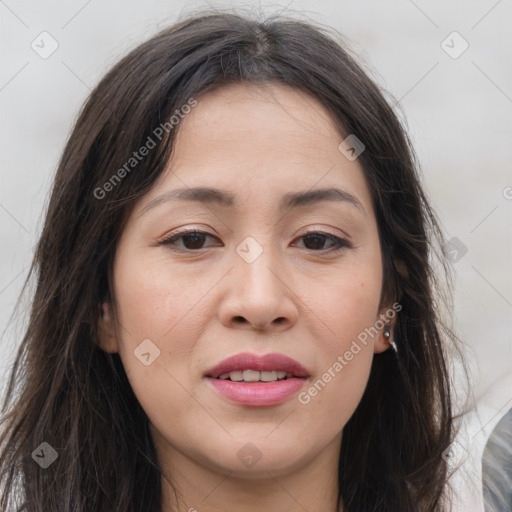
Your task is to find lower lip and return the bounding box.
[206,377,307,406]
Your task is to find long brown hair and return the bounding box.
[0,8,467,511]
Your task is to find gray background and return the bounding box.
[1,1,511,510]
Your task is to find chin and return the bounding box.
[197,441,311,479]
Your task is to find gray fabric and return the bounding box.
[482,407,512,512]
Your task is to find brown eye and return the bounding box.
[159,230,220,250]
[295,232,351,252]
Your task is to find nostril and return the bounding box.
[231,316,286,328]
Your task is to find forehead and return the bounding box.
[175,82,340,155]
[136,82,375,219]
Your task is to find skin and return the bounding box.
[98,82,395,512]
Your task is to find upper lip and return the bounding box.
[205,352,309,379]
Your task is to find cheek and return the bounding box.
[111,248,205,417]
[309,258,383,353]
[297,263,381,422]
[113,247,203,344]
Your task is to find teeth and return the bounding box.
[216,370,294,382]
[261,370,278,381]
[228,370,243,382]
[243,369,260,382]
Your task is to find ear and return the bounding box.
[96,302,119,354]
[373,303,399,354]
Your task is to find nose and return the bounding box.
[217,245,299,332]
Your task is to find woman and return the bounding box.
[0,9,467,511]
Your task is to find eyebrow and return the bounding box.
[138,186,365,217]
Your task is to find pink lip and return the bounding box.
[204,352,309,407]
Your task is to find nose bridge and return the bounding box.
[218,233,298,331]
[234,234,283,299]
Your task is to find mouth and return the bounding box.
[205,352,309,379]
[204,352,309,407]
[215,369,299,382]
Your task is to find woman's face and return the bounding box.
[99,83,393,482]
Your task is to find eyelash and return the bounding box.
[158,228,351,253]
